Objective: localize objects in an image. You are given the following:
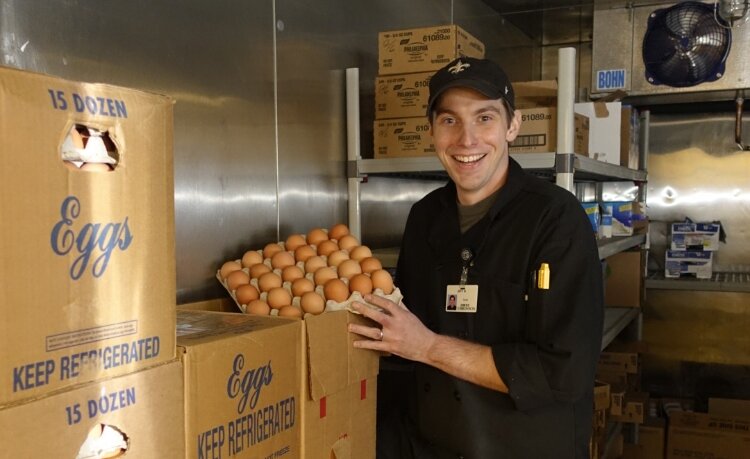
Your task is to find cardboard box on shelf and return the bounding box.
[665,250,713,279]
[582,202,600,234]
[0,65,176,406]
[604,250,644,308]
[0,360,184,458]
[670,221,721,251]
[637,418,667,459]
[574,101,622,164]
[378,24,484,75]
[508,106,589,154]
[374,117,434,158]
[375,72,432,119]
[666,411,750,459]
[594,380,611,411]
[709,397,750,416]
[176,310,303,459]
[620,105,640,170]
[599,341,646,374]
[610,392,648,424]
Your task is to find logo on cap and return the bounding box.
[448,60,470,74]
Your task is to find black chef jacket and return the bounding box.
[384,158,604,459]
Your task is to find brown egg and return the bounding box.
[271,251,296,270]
[285,234,307,251]
[338,234,359,251]
[226,270,250,291]
[246,299,271,316]
[337,259,362,279]
[300,291,325,315]
[323,278,349,303]
[294,245,317,263]
[307,228,328,246]
[249,263,271,279]
[349,245,373,261]
[326,250,349,267]
[235,284,260,305]
[304,256,327,274]
[267,287,292,309]
[263,242,283,259]
[349,273,373,295]
[281,265,305,283]
[313,266,338,286]
[316,239,339,257]
[371,269,394,294]
[241,250,263,268]
[359,256,383,274]
[258,272,282,292]
[291,278,315,297]
[278,305,303,319]
[329,223,349,240]
[220,260,242,279]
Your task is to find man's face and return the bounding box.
[431,87,521,205]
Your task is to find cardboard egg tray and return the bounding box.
[216,242,402,318]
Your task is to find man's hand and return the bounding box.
[348,294,437,364]
[348,293,508,393]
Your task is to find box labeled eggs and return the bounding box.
[0,65,176,406]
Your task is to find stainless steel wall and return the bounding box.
[0,0,551,302]
[642,109,750,399]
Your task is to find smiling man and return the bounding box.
[350,57,604,458]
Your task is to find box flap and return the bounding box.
[513,80,557,108]
[306,311,380,400]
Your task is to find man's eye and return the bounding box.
[479,114,493,122]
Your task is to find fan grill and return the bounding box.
[643,2,732,87]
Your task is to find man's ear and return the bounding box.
[506,109,522,142]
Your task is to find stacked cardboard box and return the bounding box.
[176,306,381,459]
[0,65,183,456]
[511,80,589,155]
[374,24,485,158]
[666,399,750,459]
[665,220,721,279]
[604,250,645,308]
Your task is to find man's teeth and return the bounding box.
[454,154,485,163]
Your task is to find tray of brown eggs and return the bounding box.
[216,223,401,319]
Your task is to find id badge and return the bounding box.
[445,285,478,313]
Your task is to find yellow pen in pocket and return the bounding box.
[537,263,550,290]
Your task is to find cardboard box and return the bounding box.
[610,392,648,424]
[0,66,176,406]
[609,385,626,416]
[302,378,377,459]
[667,411,750,459]
[594,380,611,411]
[374,117,434,158]
[638,418,667,459]
[378,25,484,75]
[0,360,184,458]
[177,297,239,313]
[599,341,645,374]
[582,202,600,234]
[671,221,721,251]
[375,72,432,119]
[177,310,303,459]
[601,201,637,236]
[574,101,622,164]
[709,398,750,417]
[665,250,713,279]
[621,105,640,170]
[509,106,589,154]
[604,250,644,308]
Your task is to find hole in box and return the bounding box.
[76,423,129,459]
[61,124,119,172]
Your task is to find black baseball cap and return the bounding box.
[427,57,515,117]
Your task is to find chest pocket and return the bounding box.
[474,272,528,343]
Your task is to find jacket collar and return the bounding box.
[427,156,526,253]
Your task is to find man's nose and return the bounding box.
[457,123,478,146]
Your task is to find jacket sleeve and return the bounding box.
[491,196,604,412]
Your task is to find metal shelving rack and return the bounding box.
[645,272,750,293]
